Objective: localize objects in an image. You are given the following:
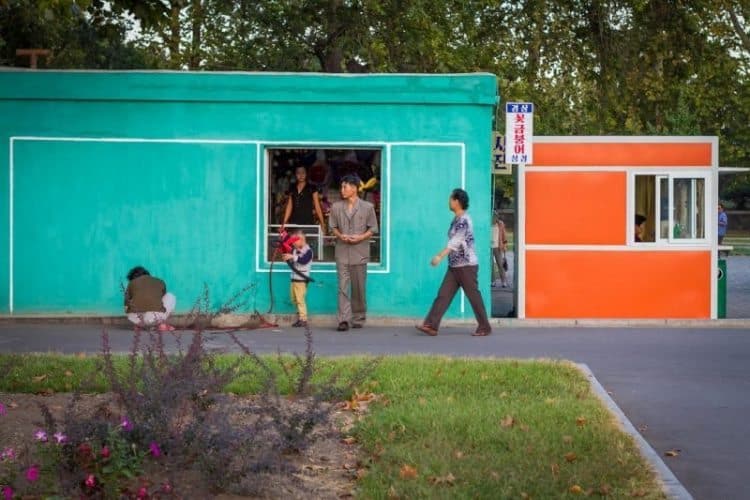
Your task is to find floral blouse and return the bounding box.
[447,213,478,268]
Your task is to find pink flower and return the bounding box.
[33,429,47,442]
[25,464,40,482]
[120,417,133,432]
[2,486,13,500]
[136,486,148,499]
[100,446,110,459]
[161,482,173,493]
[53,432,67,444]
[1,447,14,461]
[85,474,96,488]
[0,403,6,416]
[148,441,161,457]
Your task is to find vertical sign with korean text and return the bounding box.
[491,132,511,174]
[505,102,534,164]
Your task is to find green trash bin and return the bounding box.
[718,258,727,318]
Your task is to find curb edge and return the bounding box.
[577,363,693,500]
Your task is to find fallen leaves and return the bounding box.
[563,435,574,444]
[32,374,47,383]
[341,437,357,445]
[576,416,587,427]
[428,472,455,486]
[564,452,578,463]
[569,484,583,494]
[64,370,74,378]
[500,415,515,428]
[664,449,681,458]
[399,465,418,479]
[550,462,560,478]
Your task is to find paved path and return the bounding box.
[1,323,748,499]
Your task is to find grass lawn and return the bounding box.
[0,354,664,498]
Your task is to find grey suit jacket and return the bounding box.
[329,198,379,265]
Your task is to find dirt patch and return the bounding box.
[0,392,362,498]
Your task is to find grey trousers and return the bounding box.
[424,265,491,332]
[336,263,367,324]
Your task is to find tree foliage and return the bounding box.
[1,0,748,187]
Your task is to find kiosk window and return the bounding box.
[634,174,707,243]
[266,148,382,263]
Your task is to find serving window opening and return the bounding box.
[266,147,383,263]
[633,173,708,244]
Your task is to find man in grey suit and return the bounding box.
[329,174,379,331]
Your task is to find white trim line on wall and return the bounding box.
[532,135,718,144]
[526,244,712,252]
[8,136,470,312]
[8,138,13,313]
[517,163,526,318]
[526,166,713,172]
[711,136,719,319]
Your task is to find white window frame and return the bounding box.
[630,170,711,247]
[260,143,388,273]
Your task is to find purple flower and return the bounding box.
[33,429,47,442]
[2,486,13,500]
[1,447,14,461]
[0,403,6,416]
[53,432,67,444]
[148,441,161,457]
[25,464,40,482]
[85,474,96,488]
[120,417,133,432]
[100,446,110,459]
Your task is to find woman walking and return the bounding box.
[417,188,492,337]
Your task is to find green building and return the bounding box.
[0,71,498,321]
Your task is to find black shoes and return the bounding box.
[337,322,349,331]
[291,320,307,328]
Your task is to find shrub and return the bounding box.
[0,283,378,497]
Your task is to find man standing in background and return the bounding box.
[329,174,379,332]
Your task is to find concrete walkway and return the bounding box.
[0,323,747,499]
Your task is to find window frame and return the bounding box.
[629,170,711,247]
[259,143,389,273]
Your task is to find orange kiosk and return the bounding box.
[519,137,718,319]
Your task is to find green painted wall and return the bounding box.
[0,71,498,318]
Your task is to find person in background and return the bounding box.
[417,188,492,337]
[635,214,647,242]
[124,266,176,331]
[718,203,728,256]
[282,165,327,234]
[329,174,379,331]
[282,230,314,328]
[491,213,509,287]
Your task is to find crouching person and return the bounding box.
[124,266,176,331]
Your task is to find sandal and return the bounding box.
[416,324,438,336]
[471,329,491,337]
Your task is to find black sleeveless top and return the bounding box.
[288,183,315,225]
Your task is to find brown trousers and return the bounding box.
[424,265,491,332]
[336,263,367,324]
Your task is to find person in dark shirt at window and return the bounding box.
[282,166,326,233]
[635,214,647,242]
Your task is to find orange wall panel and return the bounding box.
[532,142,712,167]
[526,171,626,245]
[525,251,711,318]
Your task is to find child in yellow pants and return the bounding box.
[282,231,313,327]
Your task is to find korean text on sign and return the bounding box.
[505,102,534,165]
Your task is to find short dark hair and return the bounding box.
[635,214,647,226]
[341,174,361,187]
[450,188,469,210]
[719,203,725,209]
[127,266,150,281]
